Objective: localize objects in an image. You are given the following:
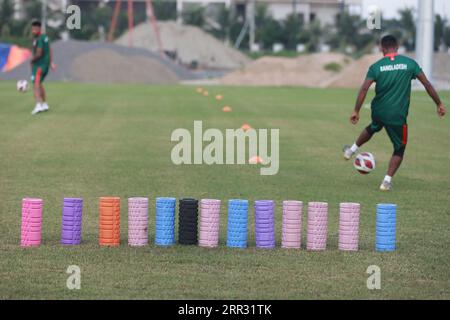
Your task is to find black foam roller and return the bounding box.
[178,198,198,245]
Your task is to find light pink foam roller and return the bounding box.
[128,197,148,247]
[20,198,43,247]
[282,201,302,249]
[338,203,360,251]
[306,202,328,250]
[198,199,221,248]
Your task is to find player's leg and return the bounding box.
[40,84,49,112]
[355,128,373,147]
[31,67,44,115]
[386,155,403,177]
[39,68,49,111]
[343,122,382,160]
[40,85,46,102]
[380,124,407,191]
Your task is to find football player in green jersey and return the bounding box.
[344,35,446,191]
[30,20,56,115]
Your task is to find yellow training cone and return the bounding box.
[196,87,204,93]
[203,91,209,97]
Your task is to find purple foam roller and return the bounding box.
[61,198,83,245]
[254,200,275,248]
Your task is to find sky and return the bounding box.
[360,0,450,19]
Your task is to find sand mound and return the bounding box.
[325,53,380,88]
[326,52,450,89]
[222,52,450,89]
[221,53,350,87]
[1,39,195,84]
[71,49,178,84]
[116,21,250,70]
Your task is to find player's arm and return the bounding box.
[50,47,57,70]
[31,47,43,63]
[350,79,374,124]
[416,72,446,118]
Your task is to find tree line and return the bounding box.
[1,0,450,56]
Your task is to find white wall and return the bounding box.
[263,2,340,25]
[310,4,341,26]
[266,3,310,21]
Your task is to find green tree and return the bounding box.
[398,8,415,51]
[434,14,445,51]
[25,0,42,21]
[254,3,283,49]
[283,13,302,50]
[259,18,283,49]
[213,6,232,41]
[0,0,14,34]
[153,1,177,21]
[306,20,323,52]
[444,26,450,48]
[183,5,205,27]
[328,12,360,51]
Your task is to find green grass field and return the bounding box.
[0,81,449,299]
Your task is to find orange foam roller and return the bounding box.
[99,197,120,246]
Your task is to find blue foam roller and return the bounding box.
[376,244,396,251]
[227,199,248,248]
[375,203,397,251]
[155,197,176,246]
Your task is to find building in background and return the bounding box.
[11,1,362,26]
[178,0,362,25]
[12,0,25,20]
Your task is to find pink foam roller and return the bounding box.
[20,198,43,247]
[198,199,221,248]
[338,203,360,251]
[282,241,301,249]
[306,202,328,250]
[128,197,148,247]
[282,201,302,249]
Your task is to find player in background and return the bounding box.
[343,35,446,191]
[30,20,56,115]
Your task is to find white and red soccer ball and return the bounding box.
[16,80,28,93]
[354,152,376,174]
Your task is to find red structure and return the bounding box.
[107,0,164,54]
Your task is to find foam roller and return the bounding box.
[128,197,148,247]
[282,200,302,249]
[99,197,120,246]
[227,199,248,248]
[21,198,43,247]
[254,200,275,249]
[61,198,83,245]
[179,198,198,245]
[155,197,176,246]
[306,202,328,251]
[375,203,396,252]
[338,202,360,251]
[198,199,221,248]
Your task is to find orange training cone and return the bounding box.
[249,156,264,164]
